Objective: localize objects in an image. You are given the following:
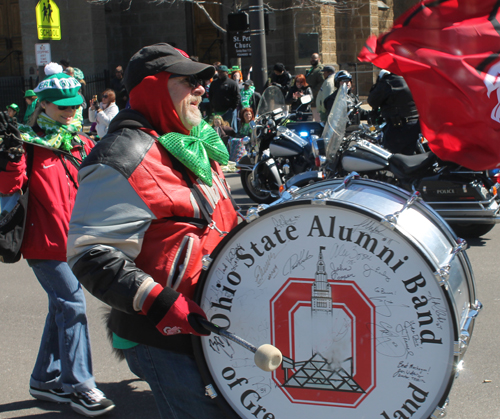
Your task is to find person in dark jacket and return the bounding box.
[0,63,114,417]
[109,66,129,109]
[209,65,240,129]
[267,62,292,97]
[324,70,370,129]
[305,53,325,121]
[368,70,421,155]
[67,43,238,419]
[286,74,313,112]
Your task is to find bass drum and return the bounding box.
[193,177,480,419]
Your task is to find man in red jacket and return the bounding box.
[68,43,239,419]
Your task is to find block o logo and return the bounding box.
[270,247,376,407]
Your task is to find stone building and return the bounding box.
[1,0,418,100]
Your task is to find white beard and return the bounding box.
[185,105,202,128]
[182,96,202,128]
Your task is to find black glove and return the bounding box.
[0,111,24,163]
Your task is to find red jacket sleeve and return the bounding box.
[0,152,27,195]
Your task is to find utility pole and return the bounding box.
[248,0,267,93]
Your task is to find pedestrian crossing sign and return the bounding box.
[36,0,61,40]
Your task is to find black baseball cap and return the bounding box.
[124,43,215,93]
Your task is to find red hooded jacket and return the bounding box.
[0,133,94,261]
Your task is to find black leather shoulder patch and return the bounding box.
[80,128,155,179]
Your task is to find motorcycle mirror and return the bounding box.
[300,95,312,105]
[249,120,256,129]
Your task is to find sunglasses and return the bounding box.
[171,74,204,88]
[56,105,80,110]
[102,95,109,99]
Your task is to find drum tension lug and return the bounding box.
[455,300,482,356]
[202,255,213,270]
[434,266,450,290]
[381,191,421,230]
[430,399,448,418]
[434,238,468,289]
[204,384,218,399]
[245,207,261,223]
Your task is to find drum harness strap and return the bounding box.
[166,151,240,237]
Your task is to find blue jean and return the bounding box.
[123,345,225,419]
[28,259,96,393]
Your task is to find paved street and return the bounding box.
[1,172,499,418]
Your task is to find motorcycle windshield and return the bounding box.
[256,86,287,117]
[322,83,348,160]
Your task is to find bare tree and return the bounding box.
[86,0,365,33]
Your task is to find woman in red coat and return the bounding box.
[0,63,114,417]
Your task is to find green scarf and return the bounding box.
[157,120,229,186]
[18,113,83,152]
[241,86,255,108]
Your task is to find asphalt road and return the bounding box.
[1,172,499,418]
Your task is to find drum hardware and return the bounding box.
[197,318,283,372]
[430,400,448,418]
[434,238,468,289]
[455,300,482,357]
[237,210,249,221]
[381,191,422,229]
[257,204,270,212]
[342,171,361,187]
[201,255,212,271]
[243,207,261,223]
[313,172,361,201]
[205,384,218,399]
[208,221,229,237]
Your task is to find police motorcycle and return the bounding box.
[236,86,321,204]
[281,83,500,238]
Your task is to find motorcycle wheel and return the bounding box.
[240,171,276,204]
[448,222,495,238]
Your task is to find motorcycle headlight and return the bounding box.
[299,131,309,138]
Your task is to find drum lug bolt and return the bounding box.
[430,399,448,418]
[202,255,213,270]
[434,267,450,290]
[204,384,218,399]
[382,191,421,229]
[455,300,482,356]
[434,238,468,289]
[246,207,261,222]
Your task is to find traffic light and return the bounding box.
[228,12,249,31]
[264,11,276,33]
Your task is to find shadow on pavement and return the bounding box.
[0,379,159,419]
[465,237,490,247]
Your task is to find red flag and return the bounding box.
[359,0,500,170]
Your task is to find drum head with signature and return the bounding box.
[194,200,456,419]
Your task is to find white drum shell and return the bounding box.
[195,178,477,419]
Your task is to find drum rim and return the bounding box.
[193,199,463,418]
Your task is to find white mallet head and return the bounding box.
[254,344,283,372]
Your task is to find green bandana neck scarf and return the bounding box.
[157,120,229,186]
[18,113,83,153]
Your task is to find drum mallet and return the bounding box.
[198,318,283,372]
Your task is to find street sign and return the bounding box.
[228,32,251,58]
[35,0,61,40]
[35,43,51,66]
